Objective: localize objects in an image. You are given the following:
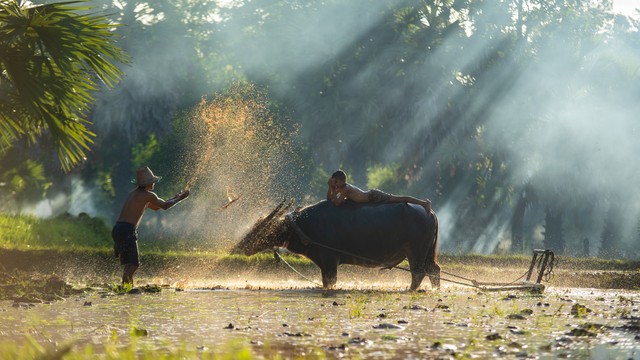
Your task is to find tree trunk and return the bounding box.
[599,206,622,258]
[510,193,527,253]
[542,207,564,254]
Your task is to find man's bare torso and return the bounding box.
[117,188,164,227]
[330,183,371,205]
[341,184,370,202]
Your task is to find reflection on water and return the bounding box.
[1,287,639,358]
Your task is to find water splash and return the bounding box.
[157,83,304,249]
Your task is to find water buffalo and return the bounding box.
[232,199,440,290]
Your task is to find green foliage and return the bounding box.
[366,163,401,193]
[110,282,134,294]
[137,108,201,198]
[0,0,127,171]
[0,159,51,198]
[309,165,330,201]
[96,169,116,198]
[131,133,160,170]
[0,212,110,250]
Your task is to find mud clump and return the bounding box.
[0,270,81,304]
[570,303,593,317]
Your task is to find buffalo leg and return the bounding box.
[427,263,441,289]
[320,262,338,290]
[408,254,426,291]
[410,271,426,291]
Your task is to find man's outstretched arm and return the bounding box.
[148,190,190,210]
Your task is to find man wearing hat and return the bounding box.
[112,166,190,287]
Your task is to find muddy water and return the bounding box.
[1,285,639,358]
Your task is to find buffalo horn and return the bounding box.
[277,199,294,218]
[266,199,294,225]
[251,199,292,238]
[263,199,287,223]
[247,199,287,238]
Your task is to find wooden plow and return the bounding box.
[440,249,556,292]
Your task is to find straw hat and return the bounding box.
[131,166,162,186]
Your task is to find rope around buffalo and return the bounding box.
[273,248,322,287]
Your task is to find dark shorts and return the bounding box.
[112,222,139,266]
[368,189,392,203]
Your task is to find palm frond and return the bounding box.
[0,0,128,171]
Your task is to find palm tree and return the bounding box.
[0,0,127,171]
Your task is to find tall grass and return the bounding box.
[0,213,110,250]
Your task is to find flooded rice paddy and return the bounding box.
[1,281,639,359]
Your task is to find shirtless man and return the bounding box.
[112,166,190,287]
[327,170,432,213]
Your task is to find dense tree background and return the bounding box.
[1,0,639,257]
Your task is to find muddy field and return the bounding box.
[1,285,640,358]
[1,249,639,358]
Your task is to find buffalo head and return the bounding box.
[233,199,292,255]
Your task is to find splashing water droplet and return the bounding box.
[175,83,304,249]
